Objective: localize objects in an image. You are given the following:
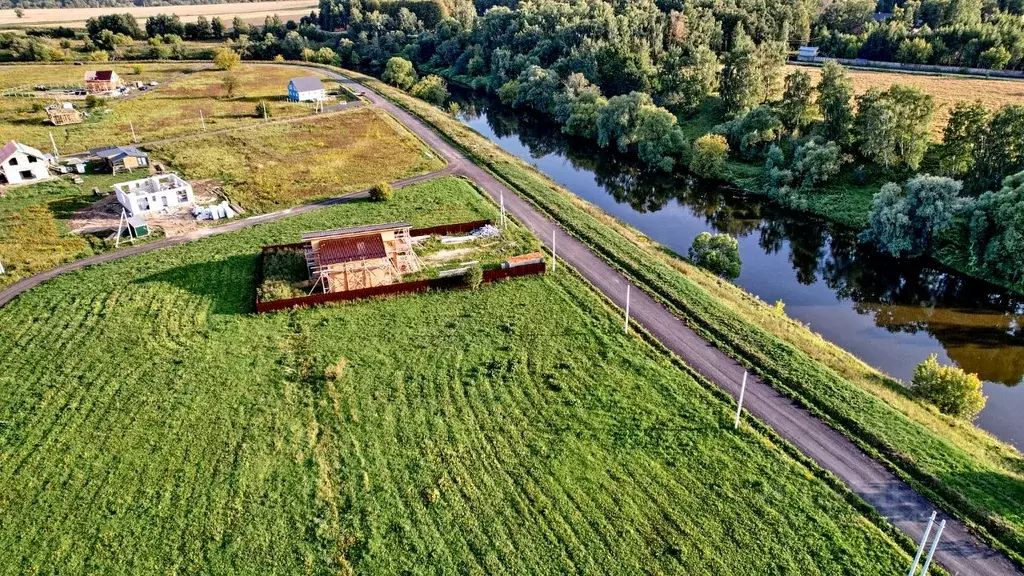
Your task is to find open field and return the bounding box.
[353,69,1024,563]
[0,63,337,154]
[151,107,445,212]
[0,176,910,573]
[791,63,1024,137]
[0,0,317,28]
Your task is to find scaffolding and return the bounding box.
[303,226,421,294]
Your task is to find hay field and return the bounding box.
[792,64,1024,136]
[0,176,910,573]
[0,63,335,154]
[150,107,445,211]
[0,0,317,28]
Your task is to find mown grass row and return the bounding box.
[0,176,910,573]
[346,69,1024,564]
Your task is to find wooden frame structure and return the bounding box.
[45,103,83,126]
[303,222,422,294]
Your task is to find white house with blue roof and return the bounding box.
[288,76,326,102]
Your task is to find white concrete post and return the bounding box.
[500,192,506,229]
[624,284,631,334]
[907,511,937,576]
[130,120,138,143]
[551,230,556,272]
[0,260,5,275]
[919,520,945,576]
[734,371,748,429]
[199,109,207,131]
[48,131,59,158]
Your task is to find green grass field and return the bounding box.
[0,63,336,154]
[0,176,910,573]
[351,70,1024,563]
[150,107,444,212]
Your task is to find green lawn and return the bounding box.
[350,69,1024,565]
[0,176,909,574]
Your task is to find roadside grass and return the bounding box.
[0,63,334,153]
[0,172,137,289]
[790,64,1024,137]
[349,69,1024,563]
[150,107,445,212]
[0,175,911,573]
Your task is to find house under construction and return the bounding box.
[303,222,421,293]
[45,102,83,126]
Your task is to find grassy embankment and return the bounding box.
[0,63,337,154]
[347,69,1024,564]
[0,176,912,573]
[151,106,444,212]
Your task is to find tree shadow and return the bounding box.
[134,252,259,315]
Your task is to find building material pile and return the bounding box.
[191,201,236,221]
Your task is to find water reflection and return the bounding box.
[453,90,1024,442]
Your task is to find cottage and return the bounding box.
[303,222,421,292]
[0,141,53,185]
[91,145,149,173]
[288,76,326,102]
[113,173,194,215]
[84,70,122,94]
[797,46,820,62]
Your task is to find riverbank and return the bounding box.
[344,68,1024,565]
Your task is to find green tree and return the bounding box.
[688,232,742,279]
[968,171,1024,284]
[222,74,239,98]
[792,140,842,190]
[369,182,393,201]
[971,105,1024,193]
[720,26,760,114]
[939,101,988,178]
[214,47,241,70]
[383,56,418,90]
[724,105,784,159]
[817,61,855,146]
[896,37,933,64]
[255,100,272,119]
[690,134,729,179]
[211,16,225,39]
[911,355,986,420]
[861,175,963,257]
[563,90,607,140]
[855,85,934,170]
[596,92,650,152]
[779,69,814,135]
[411,75,449,106]
[978,46,1012,70]
[656,44,718,114]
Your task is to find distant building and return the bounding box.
[113,173,194,215]
[797,46,820,62]
[0,141,53,185]
[91,145,149,173]
[46,102,83,126]
[303,222,420,292]
[84,70,122,94]
[288,76,326,102]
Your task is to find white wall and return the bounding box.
[1,153,50,185]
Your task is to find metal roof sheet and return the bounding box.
[302,222,410,241]
[316,234,387,266]
[0,140,47,165]
[290,76,324,92]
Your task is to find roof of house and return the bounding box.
[302,222,410,241]
[316,234,388,266]
[85,70,116,81]
[0,140,47,166]
[91,145,148,162]
[289,76,325,92]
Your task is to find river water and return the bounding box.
[450,92,1024,447]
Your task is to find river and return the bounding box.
[450,91,1024,447]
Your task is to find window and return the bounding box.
[19,170,34,180]
[27,156,37,163]
[138,197,150,211]
[161,196,169,208]
[9,157,17,166]
[177,189,189,202]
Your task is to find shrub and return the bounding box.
[688,232,741,279]
[690,134,729,179]
[410,75,449,106]
[369,182,393,202]
[213,47,241,70]
[84,94,106,108]
[131,64,144,75]
[254,100,272,119]
[910,355,986,420]
[89,50,109,62]
[464,263,483,289]
[382,56,418,90]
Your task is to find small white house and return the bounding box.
[0,141,53,185]
[288,76,326,102]
[797,46,820,62]
[113,173,194,215]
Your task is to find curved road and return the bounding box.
[1,66,1018,576]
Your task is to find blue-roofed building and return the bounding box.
[90,145,149,174]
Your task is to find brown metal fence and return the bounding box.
[409,220,493,237]
[255,259,545,313]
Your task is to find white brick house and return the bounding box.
[0,141,53,185]
[113,173,194,215]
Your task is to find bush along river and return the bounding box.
[449,89,1024,447]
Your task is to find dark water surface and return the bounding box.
[450,91,1024,447]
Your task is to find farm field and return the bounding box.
[0,176,910,573]
[791,63,1024,137]
[0,0,318,28]
[151,106,445,212]
[0,63,339,154]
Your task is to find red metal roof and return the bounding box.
[316,234,387,266]
[92,71,114,81]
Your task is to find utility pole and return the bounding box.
[130,120,138,143]
[199,109,207,132]
[908,512,937,576]
[919,520,946,576]
[624,284,631,334]
[734,371,748,429]
[48,131,59,158]
[500,191,505,229]
[0,260,5,275]
[551,230,556,272]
